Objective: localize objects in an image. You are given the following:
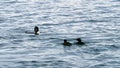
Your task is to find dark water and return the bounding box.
[0,0,120,68]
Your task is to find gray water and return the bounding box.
[0,0,120,68]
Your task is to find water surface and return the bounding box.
[0,0,120,68]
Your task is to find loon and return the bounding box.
[63,39,72,46]
[25,26,39,35]
[34,26,39,35]
[75,38,85,45]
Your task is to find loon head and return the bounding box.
[34,26,39,35]
[64,39,67,43]
[76,38,82,42]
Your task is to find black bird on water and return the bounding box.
[63,39,72,46]
[34,26,39,35]
[25,26,39,35]
[75,38,85,45]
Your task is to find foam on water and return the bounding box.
[0,0,120,68]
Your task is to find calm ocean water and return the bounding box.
[0,0,120,68]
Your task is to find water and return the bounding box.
[0,0,120,68]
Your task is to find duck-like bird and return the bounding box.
[25,26,39,35]
[63,39,72,46]
[75,38,85,45]
[34,26,39,35]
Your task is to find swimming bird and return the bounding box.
[25,26,39,35]
[34,26,39,35]
[75,38,85,45]
[63,39,72,46]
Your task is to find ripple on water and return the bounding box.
[0,59,74,68]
